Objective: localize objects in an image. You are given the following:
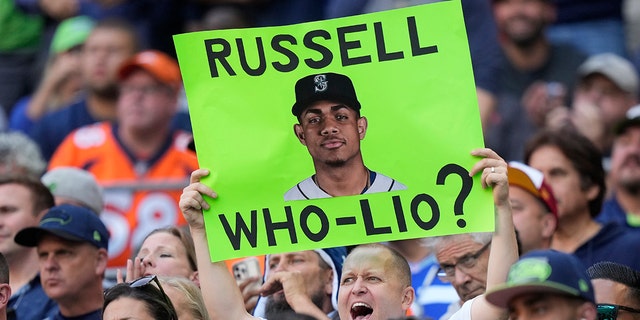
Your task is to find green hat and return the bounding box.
[485,250,595,308]
[50,16,95,54]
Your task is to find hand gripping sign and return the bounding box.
[174,0,494,262]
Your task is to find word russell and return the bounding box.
[204,17,439,77]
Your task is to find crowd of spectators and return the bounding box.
[2,0,640,319]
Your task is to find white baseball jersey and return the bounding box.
[284,170,406,200]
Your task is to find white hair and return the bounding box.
[0,132,46,178]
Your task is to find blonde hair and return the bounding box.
[159,276,209,320]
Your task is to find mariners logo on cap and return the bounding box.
[508,257,552,284]
[314,75,328,93]
[41,214,73,226]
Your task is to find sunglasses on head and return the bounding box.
[105,275,177,320]
[129,275,172,307]
[597,303,640,320]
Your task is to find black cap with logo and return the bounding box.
[291,72,361,117]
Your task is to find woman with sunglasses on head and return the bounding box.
[103,275,179,320]
[114,227,208,320]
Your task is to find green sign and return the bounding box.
[174,0,494,262]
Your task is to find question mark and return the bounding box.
[436,163,472,228]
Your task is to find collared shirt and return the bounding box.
[8,273,58,320]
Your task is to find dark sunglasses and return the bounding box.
[106,275,177,320]
[130,275,170,301]
[597,303,640,320]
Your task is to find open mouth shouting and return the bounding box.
[350,302,373,320]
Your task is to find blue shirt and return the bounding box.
[29,99,94,161]
[8,274,58,320]
[51,309,101,320]
[9,95,36,134]
[574,222,640,270]
[597,197,640,231]
[409,254,458,320]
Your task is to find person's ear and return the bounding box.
[0,284,10,308]
[401,286,415,311]
[0,284,10,309]
[541,213,557,238]
[294,124,306,145]
[190,271,200,288]
[95,248,109,276]
[585,183,600,202]
[357,116,368,139]
[324,268,333,295]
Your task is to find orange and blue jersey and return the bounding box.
[49,122,199,268]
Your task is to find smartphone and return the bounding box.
[232,257,262,283]
[232,257,262,309]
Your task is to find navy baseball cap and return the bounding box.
[15,204,109,250]
[291,72,361,117]
[485,249,594,308]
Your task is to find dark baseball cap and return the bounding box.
[291,72,361,117]
[485,250,594,308]
[15,204,109,250]
[614,105,640,135]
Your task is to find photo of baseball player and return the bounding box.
[284,72,406,200]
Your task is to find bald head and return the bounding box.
[348,244,411,287]
[338,243,414,320]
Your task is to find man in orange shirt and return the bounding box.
[49,50,198,274]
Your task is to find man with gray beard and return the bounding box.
[598,105,640,231]
[255,248,345,320]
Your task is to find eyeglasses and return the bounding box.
[437,241,491,282]
[597,303,640,320]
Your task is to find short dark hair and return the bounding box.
[0,252,8,284]
[524,128,605,217]
[92,18,141,52]
[0,175,55,216]
[587,261,640,307]
[103,281,178,319]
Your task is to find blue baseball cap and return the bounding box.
[15,204,109,250]
[485,249,595,308]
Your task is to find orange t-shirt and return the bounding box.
[49,122,199,268]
